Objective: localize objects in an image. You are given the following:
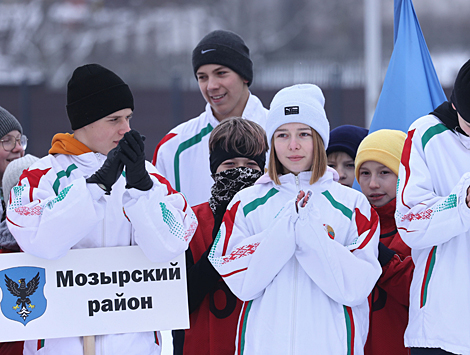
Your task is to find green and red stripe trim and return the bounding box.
[421,123,449,150]
[152,133,177,166]
[222,201,241,256]
[237,300,253,355]
[343,306,355,355]
[352,207,379,251]
[6,217,22,228]
[173,123,213,191]
[154,331,159,345]
[221,267,247,278]
[421,246,437,308]
[400,129,415,209]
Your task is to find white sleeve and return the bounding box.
[395,128,470,250]
[294,192,381,307]
[7,170,106,260]
[154,135,176,192]
[155,150,168,183]
[209,196,297,301]
[122,162,198,263]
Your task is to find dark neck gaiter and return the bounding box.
[209,167,263,238]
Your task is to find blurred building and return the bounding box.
[0,0,468,158]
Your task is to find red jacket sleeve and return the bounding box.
[377,238,414,306]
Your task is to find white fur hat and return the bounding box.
[266,84,330,148]
[2,154,39,204]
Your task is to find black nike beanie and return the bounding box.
[192,30,253,86]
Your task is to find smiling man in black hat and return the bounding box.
[152,30,268,207]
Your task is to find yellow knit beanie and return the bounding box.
[355,129,407,180]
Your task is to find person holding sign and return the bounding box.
[6,64,197,355]
[209,84,381,354]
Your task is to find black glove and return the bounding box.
[86,145,124,195]
[119,130,153,191]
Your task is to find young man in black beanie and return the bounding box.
[395,58,470,355]
[6,63,198,355]
[152,30,268,206]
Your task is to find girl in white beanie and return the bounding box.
[209,84,381,354]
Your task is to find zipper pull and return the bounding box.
[295,175,300,191]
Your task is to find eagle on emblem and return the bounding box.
[4,272,40,320]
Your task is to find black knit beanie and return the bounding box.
[451,59,470,123]
[192,30,253,86]
[66,64,134,130]
[0,106,22,139]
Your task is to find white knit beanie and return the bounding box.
[266,84,330,148]
[2,154,39,203]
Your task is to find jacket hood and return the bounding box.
[432,100,467,136]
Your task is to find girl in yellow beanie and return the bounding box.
[355,129,414,355]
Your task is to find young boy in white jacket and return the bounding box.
[209,84,381,355]
[152,30,267,206]
[396,59,470,355]
[6,64,198,355]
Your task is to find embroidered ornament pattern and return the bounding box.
[183,213,198,242]
[14,206,42,216]
[12,185,73,217]
[399,194,457,222]
[221,243,260,265]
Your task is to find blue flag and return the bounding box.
[369,0,447,134]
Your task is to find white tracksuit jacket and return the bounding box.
[209,169,381,355]
[7,151,198,355]
[153,93,268,206]
[396,114,470,354]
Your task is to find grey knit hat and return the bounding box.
[2,154,39,203]
[0,106,22,139]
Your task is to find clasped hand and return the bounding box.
[295,190,313,212]
[86,130,153,194]
[467,186,470,208]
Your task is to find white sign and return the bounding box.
[0,246,188,342]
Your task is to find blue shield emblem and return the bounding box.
[0,267,47,326]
